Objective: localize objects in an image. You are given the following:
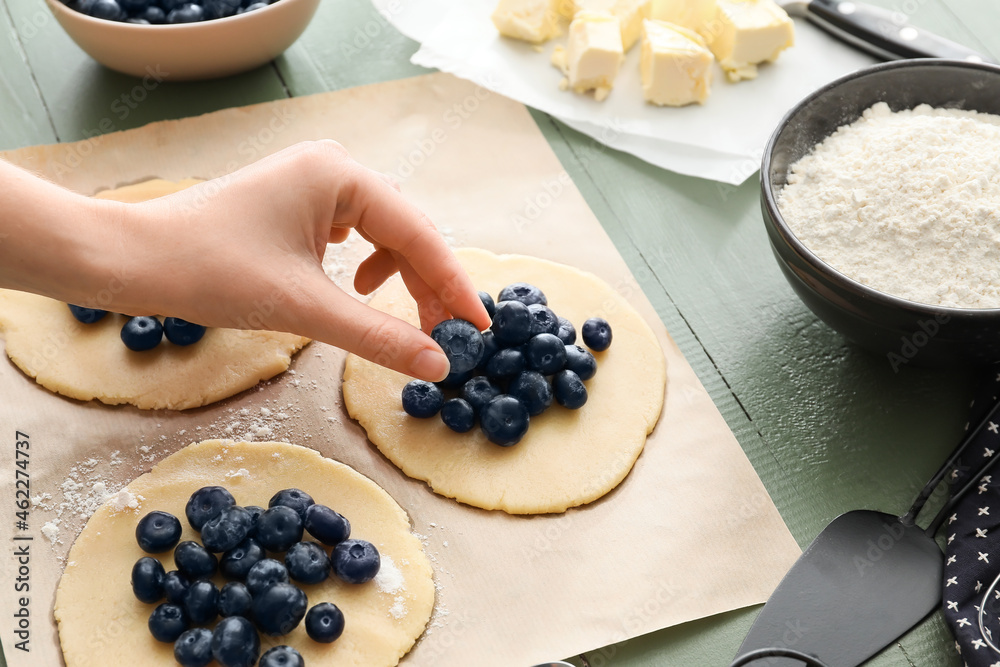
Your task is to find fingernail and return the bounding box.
[411,349,449,381]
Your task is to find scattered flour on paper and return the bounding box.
[376,554,409,620]
[779,103,1000,309]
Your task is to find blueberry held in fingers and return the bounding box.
[135,510,182,553]
[332,539,381,584]
[431,319,485,375]
[121,316,163,351]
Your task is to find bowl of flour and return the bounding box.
[762,59,1000,369]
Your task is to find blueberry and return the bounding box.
[164,317,206,346]
[87,0,124,20]
[526,304,560,336]
[477,330,499,371]
[125,17,149,23]
[256,505,304,552]
[555,317,576,345]
[553,370,588,409]
[441,398,475,433]
[131,556,165,603]
[67,304,107,324]
[149,603,188,642]
[305,602,345,643]
[432,319,485,375]
[183,580,220,625]
[71,0,96,14]
[331,539,381,584]
[121,316,163,351]
[135,510,182,553]
[260,645,305,667]
[173,627,213,667]
[220,537,264,580]
[401,380,444,418]
[480,395,530,446]
[211,616,260,667]
[186,486,235,531]
[491,301,532,346]
[163,570,191,605]
[284,541,330,584]
[525,333,567,375]
[269,488,315,521]
[582,317,612,352]
[478,291,496,319]
[461,376,501,414]
[251,582,308,636]
[438,367,473,388]
[139,4,165,21]
[201,506,253,553]
[245,558,289,596]
[167,3,204,22]
[159,0,186,10]
[217,582,253,619]
[303,504,351,546]
[174,541,218,580]
[240,1,270,11]
[484,347,525,381]
[243,505,265,538]
[498,282,547,306]
[202,0,241,19]
[564,345,597,381]
[508,371,553,417]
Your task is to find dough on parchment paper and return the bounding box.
[54,440,435,667]
[343,248,667,515]
[0,179,309,410]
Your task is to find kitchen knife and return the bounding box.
[777,0,997,64]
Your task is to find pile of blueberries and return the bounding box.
[401,282,613,447]
[131,485,381,667]
[62,0,276,24]
[68,304,206,352]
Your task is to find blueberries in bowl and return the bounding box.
[65,0,278,23]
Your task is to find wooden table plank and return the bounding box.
[1,0,289,146]
[0,0,57,148]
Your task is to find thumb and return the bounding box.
[285,272,451,382]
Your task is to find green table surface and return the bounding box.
[1,0,998,665]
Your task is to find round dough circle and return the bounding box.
[0,180,308,410]
[54,440,435,667]
[343,249,666,514]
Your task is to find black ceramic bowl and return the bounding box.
[761,59,1000,370]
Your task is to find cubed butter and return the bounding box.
[640,19,713,106]
[573,0,652,51]
[555,0,576,18]
[492,0,562,44]
[552,11,624,101]
[703,0,794,82]
[651,0,716,33]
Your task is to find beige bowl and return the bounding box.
[45,0,320,80]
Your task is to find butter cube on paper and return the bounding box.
[704,0,794,82]
[552,11,625,101]
[640,19,713,106]
[493,0,563,43]
[651,0,717,33]
[573,0,652,51]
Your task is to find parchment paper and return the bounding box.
[0,72,800,667]
[373,0,875,183]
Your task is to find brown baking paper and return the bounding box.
[0,72,800,667]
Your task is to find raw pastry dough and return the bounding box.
[54,440,435,667]
[343,249,666,514]
[0,180,308,410]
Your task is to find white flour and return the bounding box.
[778,102,1000,309]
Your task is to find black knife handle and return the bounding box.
[805,0,996,63]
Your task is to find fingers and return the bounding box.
[290,271,451,382]
[334,167,491,331]
[328,227,351,244]
[354,247,398,295]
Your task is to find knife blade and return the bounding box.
[777,0,997,64]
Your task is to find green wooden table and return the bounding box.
[2,0,998,664]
